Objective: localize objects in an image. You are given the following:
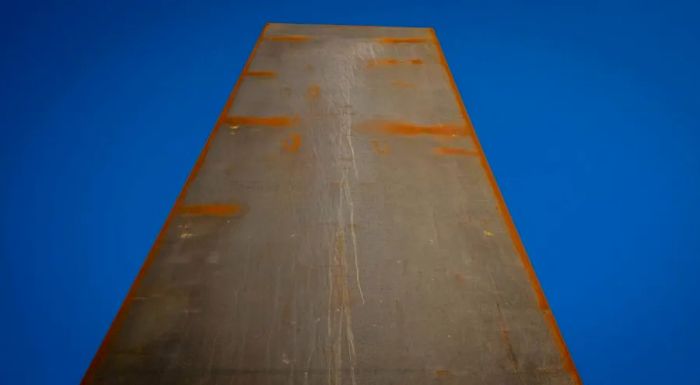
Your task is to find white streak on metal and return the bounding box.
[316,39,382,385]
[303,314,319,385]
[343,178,365,305]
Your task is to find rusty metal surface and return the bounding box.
[83,23,580,385]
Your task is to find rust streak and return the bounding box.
[496,304,520,371]
[429,28,583,385]
[223,115,299,127]
[361,120,469,137]
[501,328,520,369]
[245,70,277,78]
[367,58,424,68]
[434,147,479,156]
[391,80,415,88]
[265,34,311,42]
[367,58,399,67]
[282,133,302,153]
[179,204,242,217]
[377,37,431,44]
[306,85,320,100]
[434,369,450,378]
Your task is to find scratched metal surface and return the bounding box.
[83,23,580,385]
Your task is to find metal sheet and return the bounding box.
[82,23,581,385]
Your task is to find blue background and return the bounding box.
[1,1,698,384]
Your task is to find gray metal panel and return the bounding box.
[83,23,581,385]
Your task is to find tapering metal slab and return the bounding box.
[83,23,581,385]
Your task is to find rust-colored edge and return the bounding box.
[80,23,271,385]
[268,21,432,30]
[428,28,583,385]
[377,36,431,44]
[265,34,311,42]
[245,70,277,78]
[434,146,479,156]
[222,115,300,127]
[178,204,242,217]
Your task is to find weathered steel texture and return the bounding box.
[83,23,581,385]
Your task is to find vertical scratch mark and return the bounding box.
[318,39,382,385]
[343,179,365,305]
[304,313,319,385]
[289,261,298,385]
[342,268,359,385]
[236,241,252,372]
[333,177,346,385]
[327,250,333,336]
[496,303,525,385]
[203,324,222,383]
[347,132,359,179]
[334,294,343,385]
[267,265,282,376]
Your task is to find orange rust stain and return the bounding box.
[362,120,469,138]
[454,273,465,284]
[223,115,299,127]
[80,24,272,385]
[245,70,276,78]
[391,80,415,88]
[429,28,582,385]
[367,58,424,68]
[497,304,520,370]
[434,369,450,378]
[265,34,311,42]
[500,326,519,369]
[306,85,320,100]
[282,132,302,153]
[434,147,479,156]
[178,204,241,217]
[367,58,399,67]
[371,140,390,155]
[377,37,431,44]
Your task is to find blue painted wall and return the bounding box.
[1,1,698,384]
